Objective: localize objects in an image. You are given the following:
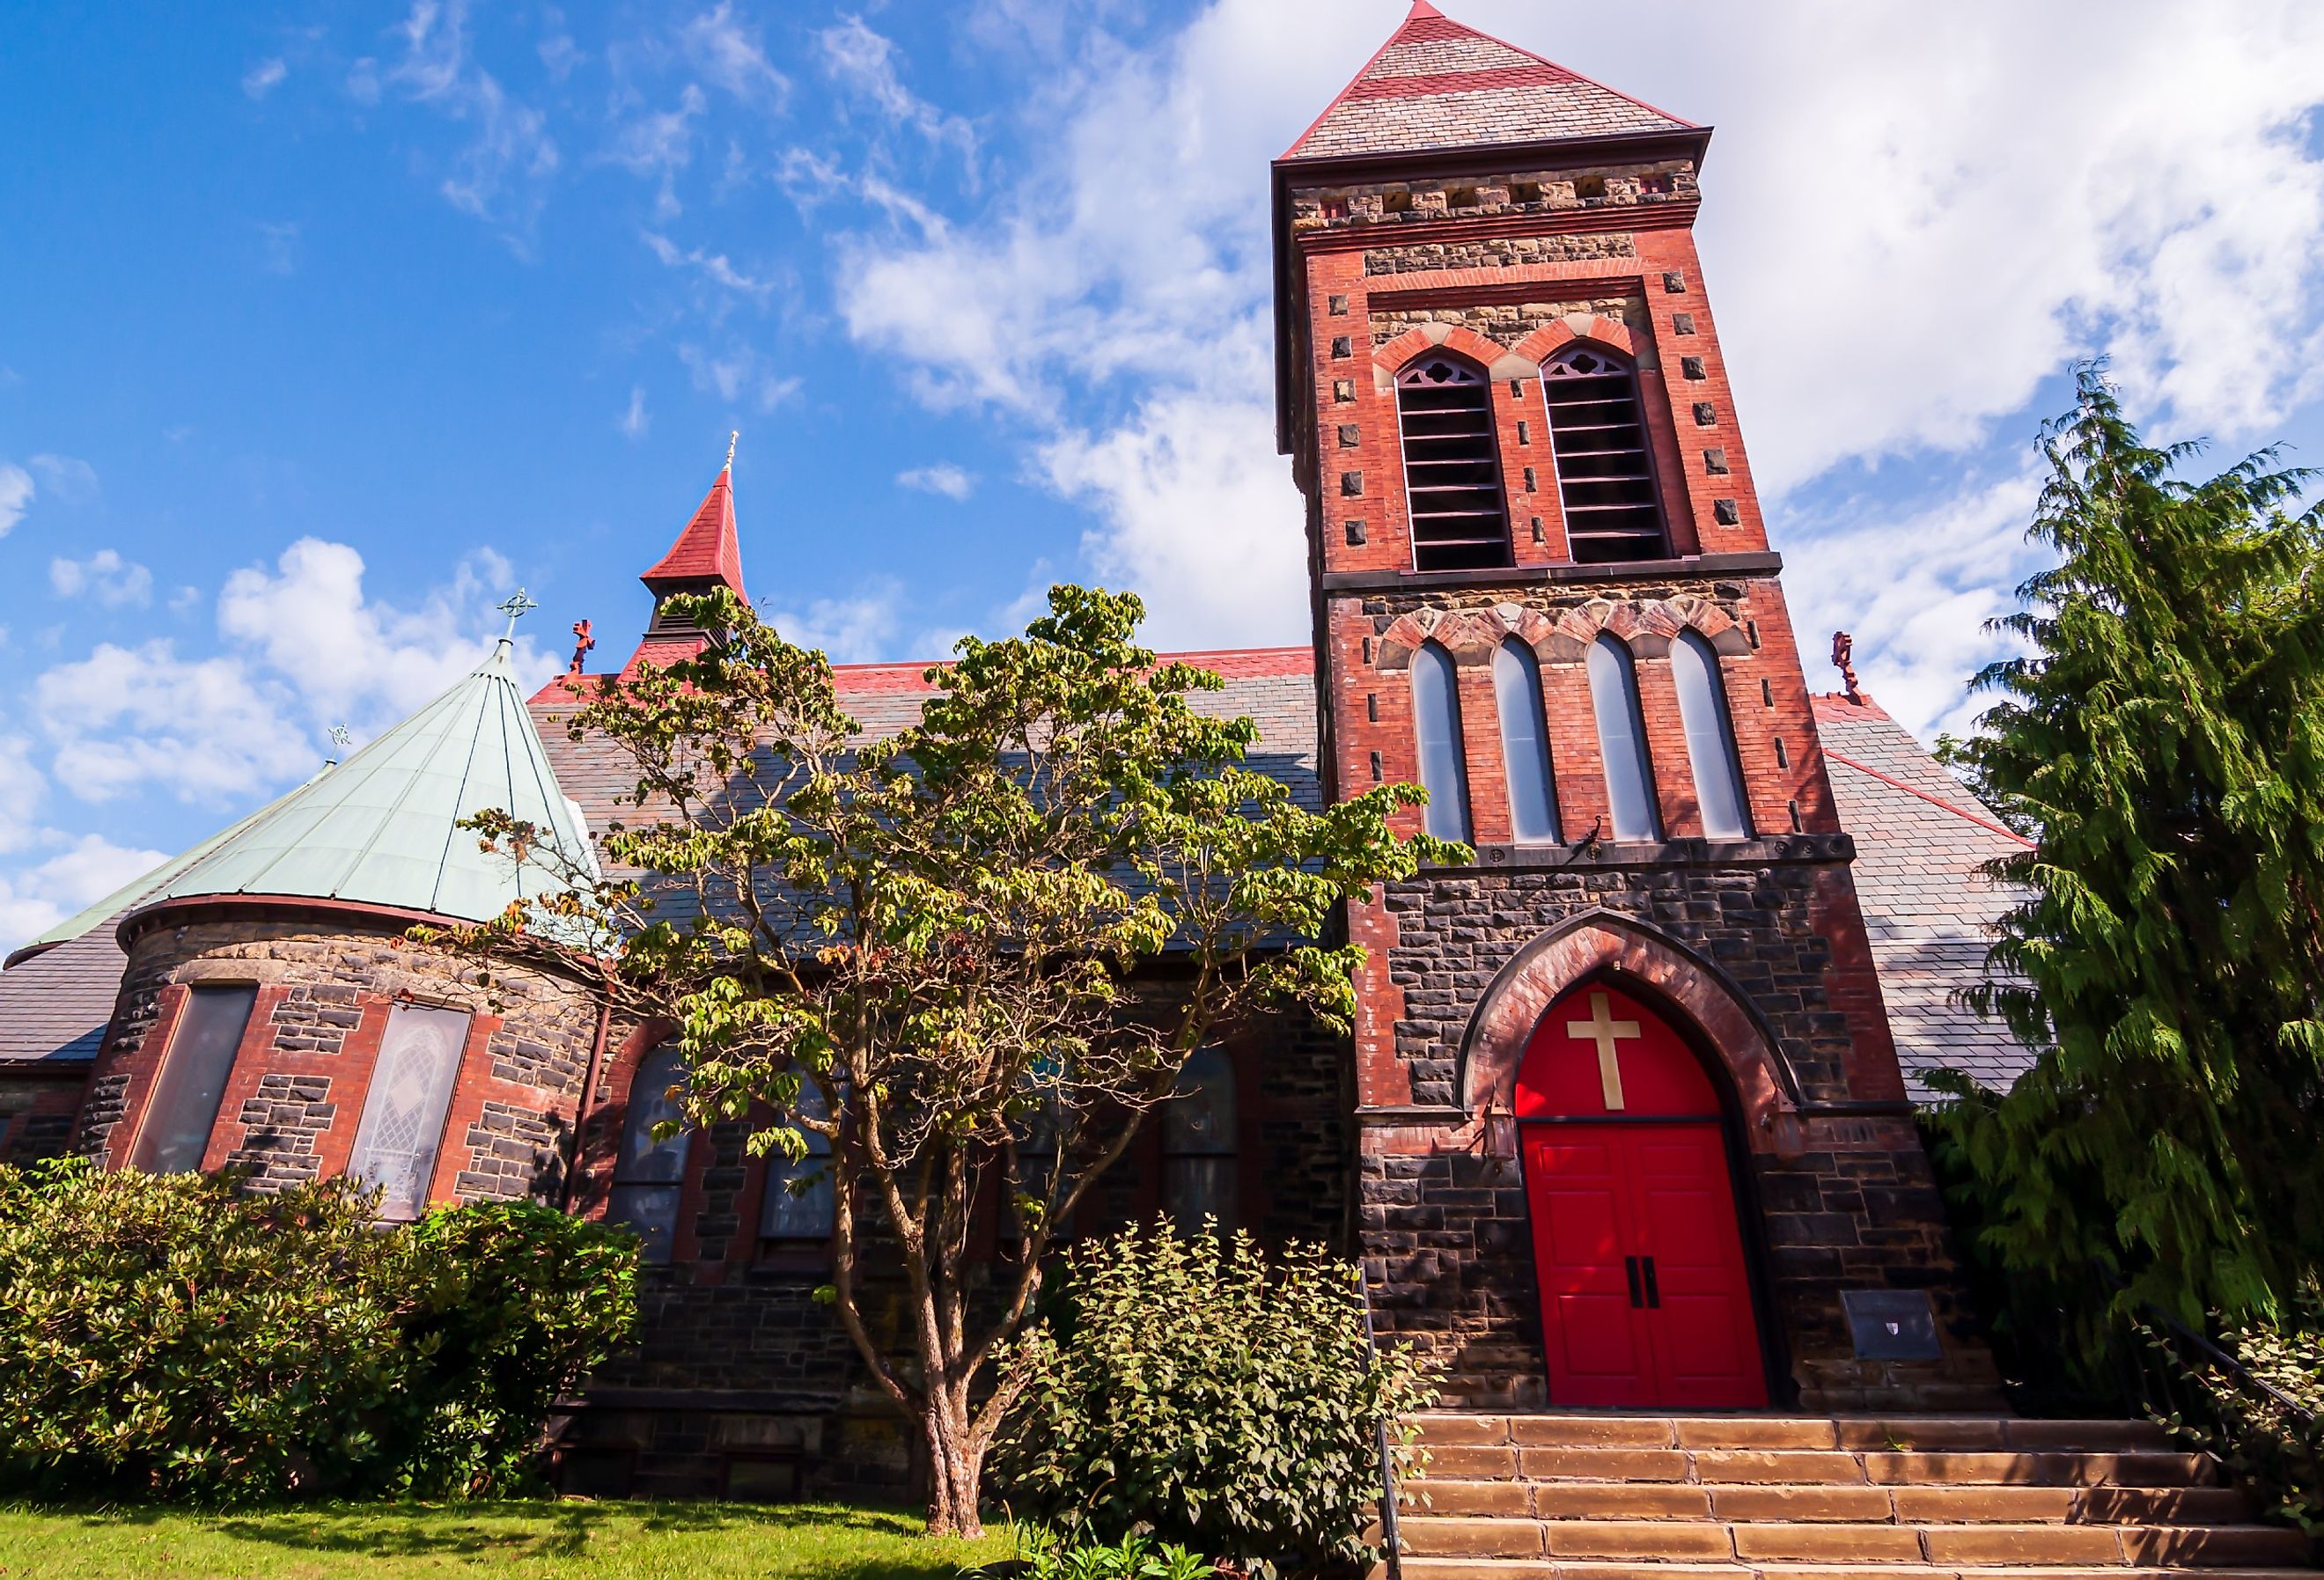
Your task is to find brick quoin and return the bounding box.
[1272,8,1994,1409]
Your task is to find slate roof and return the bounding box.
[0,927,127,1066]
[1283,1,1693,163]
[1813,694,2041,1101]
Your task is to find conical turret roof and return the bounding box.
[1283,1,1694,163]
[133,640,596,926]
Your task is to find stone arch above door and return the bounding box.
[1456,910,1804,1150]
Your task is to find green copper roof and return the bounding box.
[138,640,596,924]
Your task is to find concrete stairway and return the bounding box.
[1385,1414,2315,1580]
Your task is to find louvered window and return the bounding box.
[1397,355,1510,571]
[1542,344,1667,562]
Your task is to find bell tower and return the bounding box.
[1275,3,1997,1410]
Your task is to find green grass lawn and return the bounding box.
[0,1500,1012,1580]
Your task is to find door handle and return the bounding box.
[1642,1255,1661,1309]
[1625,1255,1643,1308]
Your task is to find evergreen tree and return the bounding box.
[1930,365,2324,1331]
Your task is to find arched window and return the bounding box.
[1541,343,1667,563]
[1411,642,1472,843]
[1397,354,1510,572]
[760,1084,835,1246]
[1671,631,1751,839]
[1587,636,1661,841]
[608,1043,690,1265]
[1163,1047,1238,1232]
[1493,640,1559,844]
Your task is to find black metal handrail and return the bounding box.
[1356,1261,1404,1580]
[2134,1300,2317,1429]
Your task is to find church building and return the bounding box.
[2,1,2071,1502]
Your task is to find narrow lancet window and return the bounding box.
[129,984,257,1173]
[1163,1047,1239,1233]
[761,1085,836,1245]
[345,1003,470,1220]
[1493,640,1559,844]
[1397,355,1510,571]
[1411,642,1472,843]
[1587,636,1660,841]
[1542,343,1667,562]
[1671,631,1751,839]
[608,1043,691,1265]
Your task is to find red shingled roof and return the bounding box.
[1283,1,1695,163]
[641,465,746,599]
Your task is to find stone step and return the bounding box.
[1420,1447,2220,1489]
[1406,1482,2254,1526]
[1393,1518,2312,1565]
[1389,1563,2317,1580]
[1413,1417,2177,1455]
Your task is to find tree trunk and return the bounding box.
[922,1387,986,1539]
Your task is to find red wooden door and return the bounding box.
[1518,981,1768,1408]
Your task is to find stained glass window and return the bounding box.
[1412,642,1471,843]
[1588,636,1661,841]
[607,1042,689,1265]
[1162,1047,1239,1233]
[1671,631,1751,839]
[129,984,256,1173]
[346,1003,470,1220]
[1493,640,1559,844]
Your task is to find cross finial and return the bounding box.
[724,430,739,470]
[496,588,540,643]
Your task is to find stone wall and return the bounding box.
[78,906,594,1205]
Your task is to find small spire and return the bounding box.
[724,430,739,471]
[1407,0,1444,17]
[1831,631,1864,705]
[326,724,352,768]
[496,588,540,645]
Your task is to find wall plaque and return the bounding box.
[1842,1290,1943,1361]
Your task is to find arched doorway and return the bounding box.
[1518,977,1768,1407]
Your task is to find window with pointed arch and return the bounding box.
[607,1041,690,1266]
[759,1083,835,1257]
[1493,639,1559,844]
[1162,1046,1239,1233]
[1670,630,1752,839]
[1397,353,1511,571]
[1410,641,1472,843]
[1541,342,1667,563]
[1587,635,1661,841]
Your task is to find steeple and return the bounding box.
[1282,2,1694,164]
[623,437,751,679]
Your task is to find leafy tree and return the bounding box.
[442,584,1460,1536]
[1927,365,2324,1332]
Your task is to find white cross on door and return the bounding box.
[1566,990,1643,1110]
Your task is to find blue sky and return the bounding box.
[4,0,2322,952]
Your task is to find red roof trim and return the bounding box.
[1822,751,2034,849]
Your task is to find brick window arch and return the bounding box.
[1411,640,1472,842]
[1397,353,1511,572]
[1542,343,1667,563]
[1588,635,1661,842]
[1671,630,1751,839]
[1493,639,1560,844]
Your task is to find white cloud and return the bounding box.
[619,385,651,439]
[601,86,706,221]
[820,18,978,172]
[677,343,800,412]
[49,548,154,608]
[0,833,170,952]
[680,3,789,105]
[0,463,33,536]
[33,641,313,805]
[642,229,776,298]
[896,463,976,501]
[28,454,98,502]
[388,0,560,233]
[761,581,903,665]
[242,56,288,99]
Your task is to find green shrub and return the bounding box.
[1002,1529,1218,1580]
[991,1223,1437,1576]
[0,1158,636,1503]
[2144,1290,2324,1532]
